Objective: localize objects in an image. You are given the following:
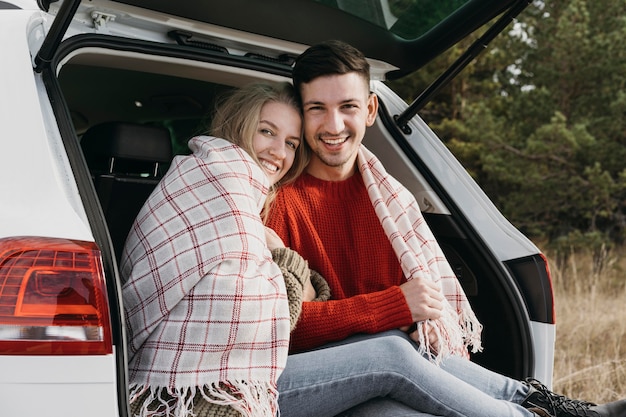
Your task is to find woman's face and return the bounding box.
[252,101,302,186]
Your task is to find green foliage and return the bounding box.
[386,0,626,250]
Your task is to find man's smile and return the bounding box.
[319,135,349,146]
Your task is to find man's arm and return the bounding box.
[266,186,437,351]
[289,286,412,352]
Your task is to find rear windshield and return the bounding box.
[314,0,467,39]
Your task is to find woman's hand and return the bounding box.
[402,321,440,354]
[303,279,317,301]
[266,227,318,301]
[265,227,285,250]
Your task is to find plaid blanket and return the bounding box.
[358,145,483,361]
[121,136,290,417]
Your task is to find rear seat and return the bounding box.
[81,122,173,259]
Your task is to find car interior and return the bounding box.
[57,45,533,381]
[80,121,173,257]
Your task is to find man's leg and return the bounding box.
[323,330,531,403]
[337,399,440,417]
[379,331,626,417]
[277,332,535,417]
[439,354,530,402]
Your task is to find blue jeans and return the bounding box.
[277,331,535,417]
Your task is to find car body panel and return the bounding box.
[529,321,556,386]
[0,9,122,416]
[0,10,90,240]
[0,354,119,417]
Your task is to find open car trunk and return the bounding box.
[30,0,554,414]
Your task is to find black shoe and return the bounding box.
[521,378,626,417]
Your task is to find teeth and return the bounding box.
[322,137,346,145]
[260,160,279,173]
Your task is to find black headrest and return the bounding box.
[81,122,173,173]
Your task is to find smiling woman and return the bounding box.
[251,102,302,185]
[210,83,307,190]
[120,82,316,417]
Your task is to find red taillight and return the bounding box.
[539,252,556,324]
[0,237,113,355]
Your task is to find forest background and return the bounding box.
[385,0,626,402]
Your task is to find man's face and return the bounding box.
[300,73,378,181]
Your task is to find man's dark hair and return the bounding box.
[292,40,370,93]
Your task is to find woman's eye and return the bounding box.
[286,140,298,150]
[260,128,274,136]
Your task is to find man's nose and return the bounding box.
[324,109,345,134]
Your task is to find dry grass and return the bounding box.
[546,247,626,403]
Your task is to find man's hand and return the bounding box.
[399,277,444,323]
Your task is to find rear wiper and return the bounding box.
[395,0,532,134]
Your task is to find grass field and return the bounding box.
[547,247,626,403]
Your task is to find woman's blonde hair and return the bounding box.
[210,82,308,220]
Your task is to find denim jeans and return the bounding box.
[277,330,535,417]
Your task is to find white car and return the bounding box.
[0,1,555,416]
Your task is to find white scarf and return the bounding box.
[121,136,290,417]
[357,145,483,361]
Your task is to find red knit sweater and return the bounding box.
[266,173,413,352]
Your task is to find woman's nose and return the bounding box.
[269,140,286,159]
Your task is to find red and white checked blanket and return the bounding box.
[358,145,483,361]
[121,136,290,417]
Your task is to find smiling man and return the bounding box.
[268,40,626,417]
[299,71,377,180]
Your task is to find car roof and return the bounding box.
[100,0,526,79]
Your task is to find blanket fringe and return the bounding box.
[413,308,484,364]
[129,381,279,417]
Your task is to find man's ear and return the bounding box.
[366,93,379,127]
